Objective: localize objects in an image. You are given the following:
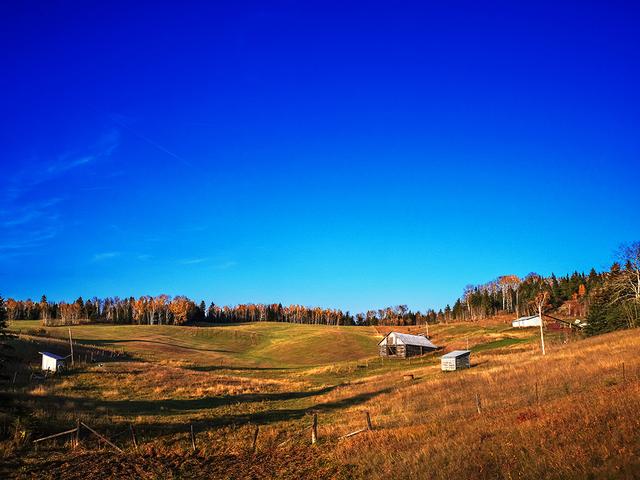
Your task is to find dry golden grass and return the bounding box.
[325,329,640,479]
[3,321,639,479]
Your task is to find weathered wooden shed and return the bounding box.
[378,332,438,358]
[512,315,542,328]
[40,352,65,372]
[440,350,471,371]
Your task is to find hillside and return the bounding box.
[11,321,381,367]
[2,321,638,479]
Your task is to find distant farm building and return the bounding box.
[512,315,542,328]
[441,350,471,371]
[378,332,438,358]
[40,352,65,372]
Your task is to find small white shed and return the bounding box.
[40,352,65,372]
[512,315,542,328]
[441,350,471,371]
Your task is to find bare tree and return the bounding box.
[610,242,640,328]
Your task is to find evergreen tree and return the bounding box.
[585,286,626,336]
[197,301,206,322]
[0,295,13,383]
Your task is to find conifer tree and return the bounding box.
[0,295,12,383]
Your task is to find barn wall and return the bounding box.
[379,344,435,358]
[456,355,471,369]
[42,356,57,372]
[441,354,471,371]
[378,345,407,357]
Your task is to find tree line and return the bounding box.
[447,241,640,336]
[2,242,638,336]
[3,295,359,327]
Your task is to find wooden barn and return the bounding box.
[441,350,471,371]
[378,332,438,358]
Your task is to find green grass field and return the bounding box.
[11,320,380,367]
[10,319,542,370]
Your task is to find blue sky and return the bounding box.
[1,1,639,312]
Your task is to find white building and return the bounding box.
[40,352,66,372]
[441,350,471,371]
[512,315,542,328]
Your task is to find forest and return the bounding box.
[2,242,639,337]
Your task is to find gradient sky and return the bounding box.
[1,1,639,312]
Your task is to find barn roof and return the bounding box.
[378,332,438,349]
[39,351,65,360]
[514,315,540,322]
[442,350,471,358]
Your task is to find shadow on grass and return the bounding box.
[6,385,336,415]
[184,365,296,372]
[86,339,233,354]
[6,336,136,367]
[6,383,394,430]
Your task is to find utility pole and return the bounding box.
[538,306,546,356]
[68,328,74,367]
[535,291,549,356]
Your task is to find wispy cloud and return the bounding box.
[0,229,60,253]
[0,131,120,258]
[1,198,62,228]
[215,260,238,270]
[108,114,191,167]
[4,129,120,202]
[179,257,209,265]
[92,252,121,262]
[0,198,63,259]
[177,258,237,268]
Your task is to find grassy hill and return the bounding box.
[3,320,637,479]
[11,321,380,367]
[9,317,540,368]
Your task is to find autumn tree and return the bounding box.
[169,296,195,325]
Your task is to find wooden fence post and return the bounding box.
[130,424,138,451]
[475,393,482,415]
[68,328,74,367]
[75,419,80,449]
[80,422,124,453]
[311,413,318,445]
[190,424,196,452]
[251,425,260,453]
[365,411,372,430]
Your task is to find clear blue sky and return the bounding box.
[1,1,639,312]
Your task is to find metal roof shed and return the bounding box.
[441,350,471,371]
[40,352,66,372]
[378,332,438,358]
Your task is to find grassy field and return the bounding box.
[3,319,638,479]
[9,320,380,368]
